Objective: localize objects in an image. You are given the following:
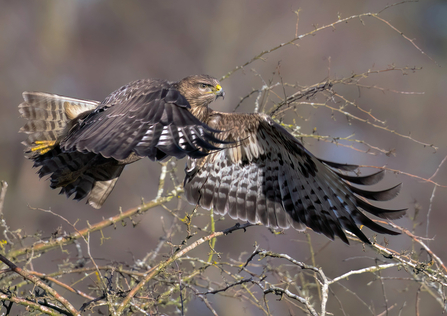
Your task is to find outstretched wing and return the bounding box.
[60,79,223,161]
[184,112,405,244]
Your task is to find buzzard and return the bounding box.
[19,75,405,244]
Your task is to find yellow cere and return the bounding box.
[215,84,222,92]
[31,140,57,154]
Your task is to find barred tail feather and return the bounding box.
[19,92,99,156]
[88,177,122,209]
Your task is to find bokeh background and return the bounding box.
[1,0,447,315]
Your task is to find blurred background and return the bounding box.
[1,0,447,315]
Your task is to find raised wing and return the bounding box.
[60,79,223,161]
[184,112,405,244]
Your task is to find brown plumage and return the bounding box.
[20,74,405,244]
[19,75,225,208]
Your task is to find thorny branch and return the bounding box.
[7,186,184,261]
[0,254,80,315]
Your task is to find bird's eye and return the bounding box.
[199,83,208,89]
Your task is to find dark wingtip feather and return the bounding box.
[352,210,401,236]
[365,220,401,236]
[355,198,407,220]
[334,169,385,185]
[348,183,402,201]
[341,220,371,244]
[319,159,359,171]
[333,227,350,245]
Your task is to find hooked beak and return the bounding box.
[213,84,225,100]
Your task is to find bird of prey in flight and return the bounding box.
[19,74,405,244]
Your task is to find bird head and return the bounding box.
[178,75,225,108]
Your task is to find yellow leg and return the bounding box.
[30,140,57,155]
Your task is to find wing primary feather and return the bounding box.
[333,169,385,185]
[347,183,402,201]
[319,159,359,171]
[350,210,401,236]
[321,165,403,240]
[227,163,241,220]
[355,197,407,220]
[316,167,371,243]
[212,159,225,212]
[235,167,251,222]
[282,166,306,231]
[165,125,184,156]
[178,127,199,152]
[200,163,216,210]
[191,126,224,150]
[245,164,258,223]
[255,165,268,226]
[271,160,288,229]
[306,176,348,242]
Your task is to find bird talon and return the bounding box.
[30,140,56,154]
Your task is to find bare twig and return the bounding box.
[116,230,226,314]
[0,292,63,316]
[0,254,81,315]
[221,4,433,82]
[8,186,184,260]
[264,286,319,316]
